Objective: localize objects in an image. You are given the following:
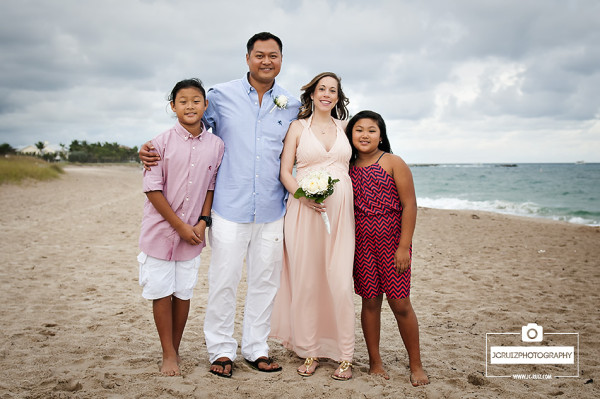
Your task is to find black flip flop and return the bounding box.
[245,357,282,373]
[209,359,233,378]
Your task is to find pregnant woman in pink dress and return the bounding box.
[271,72,355,380]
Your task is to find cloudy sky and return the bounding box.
[1,0,599,163]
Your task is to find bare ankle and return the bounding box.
[161,354,180,376]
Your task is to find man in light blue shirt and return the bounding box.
[204,69,298,223]
[140,32,300,377]
[202,32,300,377]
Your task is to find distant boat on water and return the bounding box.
[575,160,585,164]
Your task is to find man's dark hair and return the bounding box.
[247,32,283,54]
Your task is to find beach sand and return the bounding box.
[0,164,598,398]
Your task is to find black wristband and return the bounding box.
[198,215,212,227]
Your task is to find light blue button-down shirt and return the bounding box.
[204,74,300,223]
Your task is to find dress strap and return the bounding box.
[332,118,343,130]
[376,151,386,163]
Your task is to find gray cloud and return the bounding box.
[0,0,598,162]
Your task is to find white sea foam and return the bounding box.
[555,216,600,227]
[418,197,538,215]
[417,197,599,226]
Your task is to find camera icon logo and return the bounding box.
[522,323,543,342]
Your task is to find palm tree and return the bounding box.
[59,143,68,160]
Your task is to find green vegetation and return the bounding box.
[1,139,140,184]
[0,143,16,155]
[1,140,140,163]
[0,156,64,184]
[67,140,139,163]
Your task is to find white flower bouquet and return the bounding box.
[294,170,340,234]
[270,95,288,113]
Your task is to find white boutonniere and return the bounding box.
[270,95,288,113]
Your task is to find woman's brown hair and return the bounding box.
[297,72,349,120]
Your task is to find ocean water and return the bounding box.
[410,163,600,226]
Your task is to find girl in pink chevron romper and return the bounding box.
[346,110,429,386]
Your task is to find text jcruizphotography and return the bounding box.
[490,346,574,364]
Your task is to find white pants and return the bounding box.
[203,212,284,363]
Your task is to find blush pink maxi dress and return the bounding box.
[271,116,355,362]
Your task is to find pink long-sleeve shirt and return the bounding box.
[139,120,224,261]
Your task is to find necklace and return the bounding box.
[312,119,335,134]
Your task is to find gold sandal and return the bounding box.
[297,357,319,377]
[331,360,352,380]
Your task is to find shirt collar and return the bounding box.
[243,73,280,99]
[174,120,206,141]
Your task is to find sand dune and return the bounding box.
[0,164,598,398]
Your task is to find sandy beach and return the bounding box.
[0,164,598,399]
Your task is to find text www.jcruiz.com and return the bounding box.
[512,374,552,380]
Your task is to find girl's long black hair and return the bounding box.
[345,110,392,163]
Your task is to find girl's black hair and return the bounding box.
[168,78,206,102]
[345,110,392,162]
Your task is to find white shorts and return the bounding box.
[138,252,201,300]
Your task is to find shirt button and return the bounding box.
[189,181,192,184]
[256,156,260,159]
[192,146,196,150]
[186,197,189,201]
[191,164,195,167]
